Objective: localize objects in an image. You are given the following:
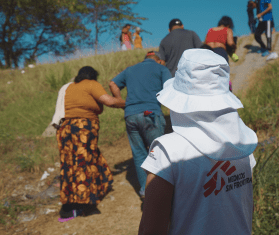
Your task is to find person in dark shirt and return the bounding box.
[247,1,257,33]
[159,19,202,77]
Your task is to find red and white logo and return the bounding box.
[203,161,236,197]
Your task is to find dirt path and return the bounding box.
[3,34,279,235]
[230,32,279,94]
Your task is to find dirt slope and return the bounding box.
[2,33,279,235]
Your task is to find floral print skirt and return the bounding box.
[56,118,113,205]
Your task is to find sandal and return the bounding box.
[58,209,83,222]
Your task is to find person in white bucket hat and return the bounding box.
[139,49,258,235]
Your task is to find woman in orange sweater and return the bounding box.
[56,66,125,222]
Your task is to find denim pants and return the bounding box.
[125,113,166,196]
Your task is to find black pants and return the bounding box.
[213,47,229,63]
[255,20,272,50]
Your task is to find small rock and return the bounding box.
[47,167,55,172]
[21,195,28,201]
[17,213,36,223]
[18,176,24,181]
[12,193,17,197]
[55,162,60,168]
[7,81,13,85]
[4,201,10,208]
[45,209,56,214]
[28,64,35,68]
[25,185,35,191]
[64,224,70,229]
[109,195,115,201]
[38,181,45,187]
[21,70,25,74]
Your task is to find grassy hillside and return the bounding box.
[0,49,154,144]
[237,60,279,234]
[0,45,278,233]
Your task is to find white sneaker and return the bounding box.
[266,52,278,61]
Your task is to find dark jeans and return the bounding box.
[125,113,166,196]
[213,47,229,63]
[249,21,256,34]
[255,20,273,50]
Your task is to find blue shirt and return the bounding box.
[112,59,172,117]
[259,0,273,21]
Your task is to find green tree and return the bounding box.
[0,0,90,68]
[82,0,147,53]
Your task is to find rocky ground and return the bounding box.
[1,33,279,235]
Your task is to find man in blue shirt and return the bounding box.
[253,0,274,56]
[109,51,172,199]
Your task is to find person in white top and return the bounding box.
[138,49,258,235]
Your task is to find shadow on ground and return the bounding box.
[112,114,173,199]
[244,44,261,53]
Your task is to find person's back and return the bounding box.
[114,58,171,117]
[159,19,202,76]
[110,51,172,199]
[149,132,254,235]
[139,49,257,235]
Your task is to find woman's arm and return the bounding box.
[227,28,236,49]
[138,172,174,235]
[97,94,125,109]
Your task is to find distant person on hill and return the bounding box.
[133,27,143,49]
[51,66,125,222]
[139,49,258,235]
[205,16,237,63]
[121,24,133,50]
[109,51,172,200]
[253,0,274,56]
[247,1,257,33]
[159,18,202,77]
[205,16,237,92]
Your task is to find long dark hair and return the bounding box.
[218,16,234,29]
[74,66,99,83]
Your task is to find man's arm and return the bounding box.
[257,3,272,18]
[138,172,174,235]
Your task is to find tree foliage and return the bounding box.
[79,0,147,53]
[0,0,89,68]
[0,0,147,68]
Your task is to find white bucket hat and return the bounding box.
[157,49,243,113]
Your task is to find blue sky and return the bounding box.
[38,0,279,64]
[127,0,279,47]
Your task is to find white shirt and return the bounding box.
[141,132,256,235]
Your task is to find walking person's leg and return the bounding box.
[266,20,272,51]
[125,114,149,197]
[255,21,268,52]
[141,114,166,149]
[138,113,166,197]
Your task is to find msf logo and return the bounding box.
[203,161,236,198]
